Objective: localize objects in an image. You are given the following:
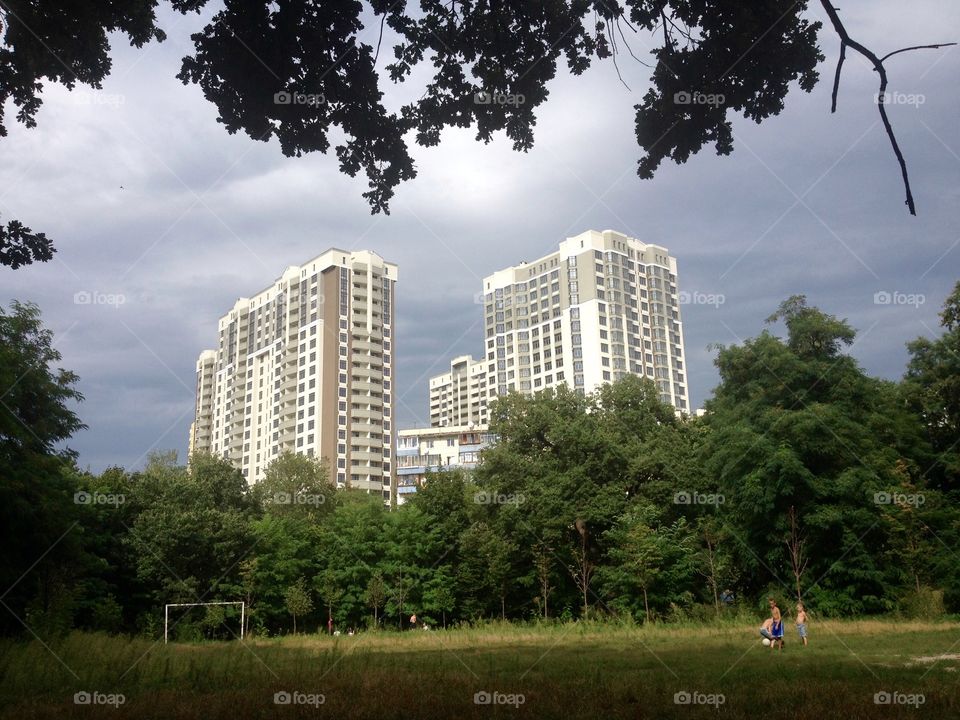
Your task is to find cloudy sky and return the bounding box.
[2,2,958,474]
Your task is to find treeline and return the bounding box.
[1,287,958,638]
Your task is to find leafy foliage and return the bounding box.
[0,1,941,267]
[1,291,959,638]
[0,215,54,268]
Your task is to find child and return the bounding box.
[796,602,808,647]
[759,617,774,642]
[769,598,784,651]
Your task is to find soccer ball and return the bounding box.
[762,638,771,647]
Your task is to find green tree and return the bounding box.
[284,577,313,634]
[253,451,334,521]
[476,379,689,619]
[455,522,517,619]
[381,505,442,628]
[0,301,86,635]
[68,464,144,634]
[456,523,496,620]
[316,569,344,631]
[364,571,386,628]
[247,513,319,632]
[695,517,737,616]
[124,453,257,621]
[421,568,456,628]
[532,543,554,619]
[315,490,387,629]
[408,469,472,552]
[904,281,960,492]
[601,506,696,621]
[703,296,932,613]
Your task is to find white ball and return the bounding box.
[762,638,771,646]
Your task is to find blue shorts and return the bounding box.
[760,628,773,640]
[797,623,807,638]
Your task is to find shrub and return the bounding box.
[898,587,946,619]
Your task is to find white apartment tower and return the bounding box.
[428,355,488,427]
[189,249,397,500]
[481,229,689,411]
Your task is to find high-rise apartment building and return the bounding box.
[481,229,689,411]
[189,249,397,500]
[428,354,488,427]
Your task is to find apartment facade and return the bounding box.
[189,249,397,500]
[481,229,689,411]
[428,354,488,427]
[395,425,492,504]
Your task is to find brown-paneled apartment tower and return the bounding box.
[189,249,397,502]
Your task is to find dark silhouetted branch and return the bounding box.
[821,0,954,216]
[881,43,955,63]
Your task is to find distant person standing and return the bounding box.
[409,613,417,630]
[769,598,784,651]
[795,602,809,647]
[327,616,333,635]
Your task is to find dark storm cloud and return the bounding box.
[1,1,957,472]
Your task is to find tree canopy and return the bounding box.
[1,1,952,266]
[1,290,958,636]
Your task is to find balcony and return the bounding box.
[351,406,383,420]
[351,449,382,463]
[350,422,381,436]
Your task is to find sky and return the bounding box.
[2,2,958,474]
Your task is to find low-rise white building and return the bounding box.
[395,425,492,504]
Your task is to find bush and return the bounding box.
[898,587,946,619]
[87,595,123,633]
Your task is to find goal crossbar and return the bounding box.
[164,601,245,643]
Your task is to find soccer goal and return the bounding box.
[164,601,245,643]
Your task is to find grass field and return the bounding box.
[1,619,959,718]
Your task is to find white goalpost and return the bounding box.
[164,601,246,644]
